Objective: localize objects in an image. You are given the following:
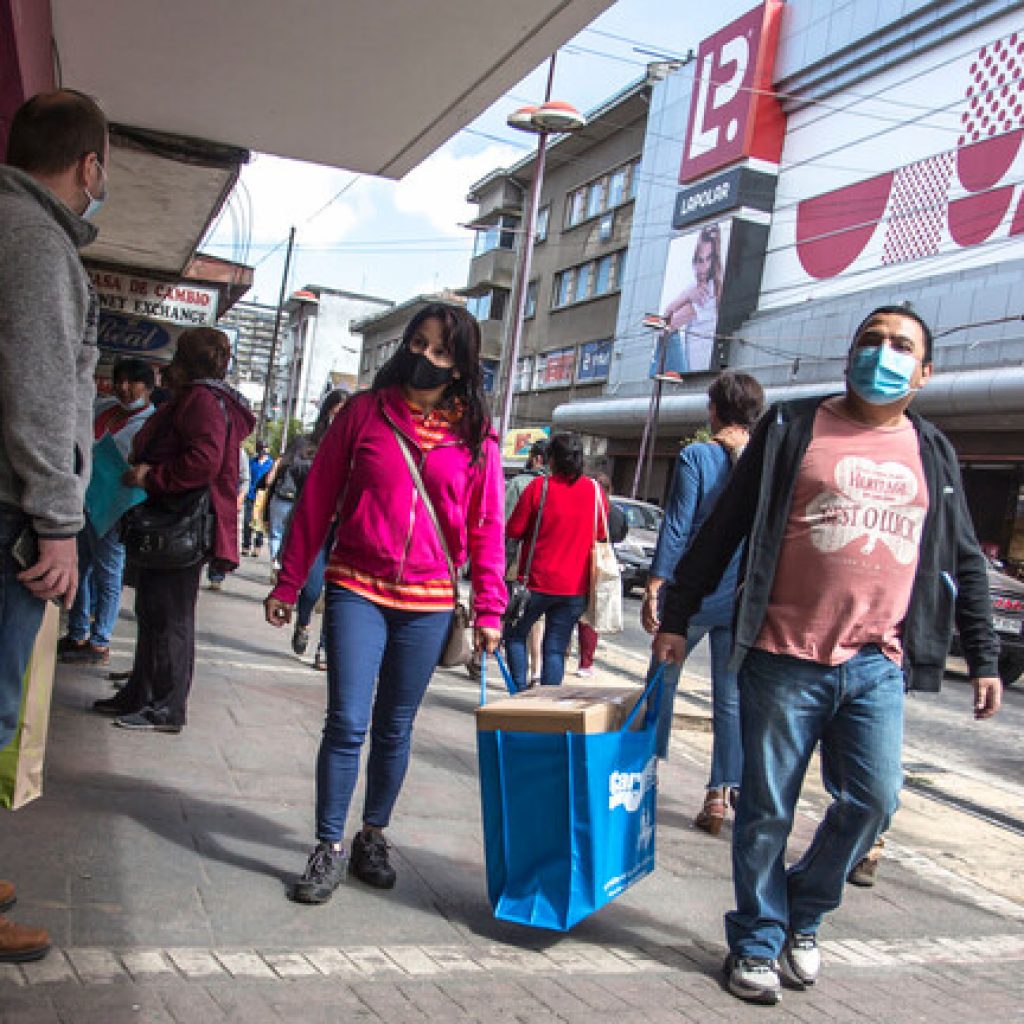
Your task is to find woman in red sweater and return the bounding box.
[504,432,607,689]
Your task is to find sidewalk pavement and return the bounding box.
[1,558,1022,1023]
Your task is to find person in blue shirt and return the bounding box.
[242,441,273,556]
[641,371,764,835]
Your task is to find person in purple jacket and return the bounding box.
[264,303,505,904]
[93,328,255,732]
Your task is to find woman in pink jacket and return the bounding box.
[264,303,505,904]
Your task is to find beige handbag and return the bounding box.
[584,479,624,634]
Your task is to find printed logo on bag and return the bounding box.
[608,756,657,813]
[637,808,654,853]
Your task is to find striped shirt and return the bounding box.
[329,399,460,611]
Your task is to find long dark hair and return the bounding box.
[312,388,350,445]
[373,303,491,462]
[549,432,584,482]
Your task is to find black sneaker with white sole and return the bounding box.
[349,830,397,889]
[724,953,781,1005]
[291,842,346,904]
[779,932,820,988]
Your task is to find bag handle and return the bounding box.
[389,425,459,598]
[620,662,665,733]
[591,478,610,545]
[518,477,548,585]
[480,650,519,706]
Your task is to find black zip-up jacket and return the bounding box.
[660,396,999,692]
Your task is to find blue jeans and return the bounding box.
[726,645,904,959]
[296,526,335,657]
[651,624,741,788]
[67,518,126,647]
[0,508,46,750]
[316,585,452,841]
[503,592,587,690]
[268,496,293,561]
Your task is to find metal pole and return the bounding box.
[497,55,557,442]
[257,225,296,439]
[631,328,668,499]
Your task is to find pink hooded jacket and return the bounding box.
[271,386,507,629]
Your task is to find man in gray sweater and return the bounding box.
[0,89,108,963]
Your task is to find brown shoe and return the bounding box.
[0,880,14,914]
[0,915,50,963]
[60,642,110,666]
[694,787,727,836]
[848,836,885,888]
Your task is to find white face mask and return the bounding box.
[83,161,107,220]
[119,395,148,412]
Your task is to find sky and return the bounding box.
[199,0,754,308]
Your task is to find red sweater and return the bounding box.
[507,475,608,597]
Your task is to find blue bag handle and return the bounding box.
[620,661,666,733]
[480,650,520,706]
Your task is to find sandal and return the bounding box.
[694,788,727,836]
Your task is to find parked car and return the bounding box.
[950,558,1024,687]
[610,497,663,594]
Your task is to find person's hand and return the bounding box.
[652,631,687,665]
[17,536,79,608]
[264,595,293,627]
[122,463,151,488]
[972,676,1001,719]
[475,626,501,654]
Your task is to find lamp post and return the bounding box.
[497,56,586,442]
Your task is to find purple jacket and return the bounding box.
[132,380,255,569]
[271,386,507,629]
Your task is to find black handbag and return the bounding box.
[504,477,548,631]
[122,488,215,570]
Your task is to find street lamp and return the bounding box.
[497,56,587,442]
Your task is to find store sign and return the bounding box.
[578,339,612,382]
[679,1,786,184]
[538,348,574,388]
[761,10,1024,309]
[672,166,777,229]
[97,311,177,356]
[88,271,218,325]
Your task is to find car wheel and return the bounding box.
[998,652,1024,687]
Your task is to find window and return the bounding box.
[574,263,593,304]
[535,206,550,243]
[472,215,519,256]
[524,280,538,319]
[563,158,640,229]
[515,356,533,392]
[598,211,615,243]
[481,358,499,394]
[466,289,507,321]
[554,268,576,308]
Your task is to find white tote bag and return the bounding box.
[584,480,623,634]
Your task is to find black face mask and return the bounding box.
[397,348,456,390]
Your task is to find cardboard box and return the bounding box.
[475,683,645,734]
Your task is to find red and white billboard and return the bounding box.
[761,11,1024,309]
[679,1,786,185]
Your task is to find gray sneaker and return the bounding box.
[724,954,781,1005]
[291,842,346,904]
[779,932,820,988]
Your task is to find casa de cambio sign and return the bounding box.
[88,271,218,326]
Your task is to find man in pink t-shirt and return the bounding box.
[653,307,1002,1006]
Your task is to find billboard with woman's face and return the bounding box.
[649,220,731,376]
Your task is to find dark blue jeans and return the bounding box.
[0,507,45,749]
[726,645,904,960]
[316,585,452,842]
[296,526,335,654]
[68,518,126,647]
[503,591,587,690]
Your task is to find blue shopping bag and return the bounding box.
[476,654,663,931]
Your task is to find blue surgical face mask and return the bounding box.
[119,395,149,412]
[82,161,107,220]
[847,344,918,405]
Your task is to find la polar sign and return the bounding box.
[88,271,218,326]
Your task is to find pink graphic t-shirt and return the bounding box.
[755,402,929,666]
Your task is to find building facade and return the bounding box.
[218,301,292,418]
[554,0,1024,570]
[463,80,649,435]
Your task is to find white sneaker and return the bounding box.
[576,666,594,677]
[725,954,780,1005]
[779,932,820,988]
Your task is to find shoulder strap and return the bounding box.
[520,476,548,583]
[591,477,610,542]
[389,424,458,592]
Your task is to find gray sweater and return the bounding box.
[0,166,99,536]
